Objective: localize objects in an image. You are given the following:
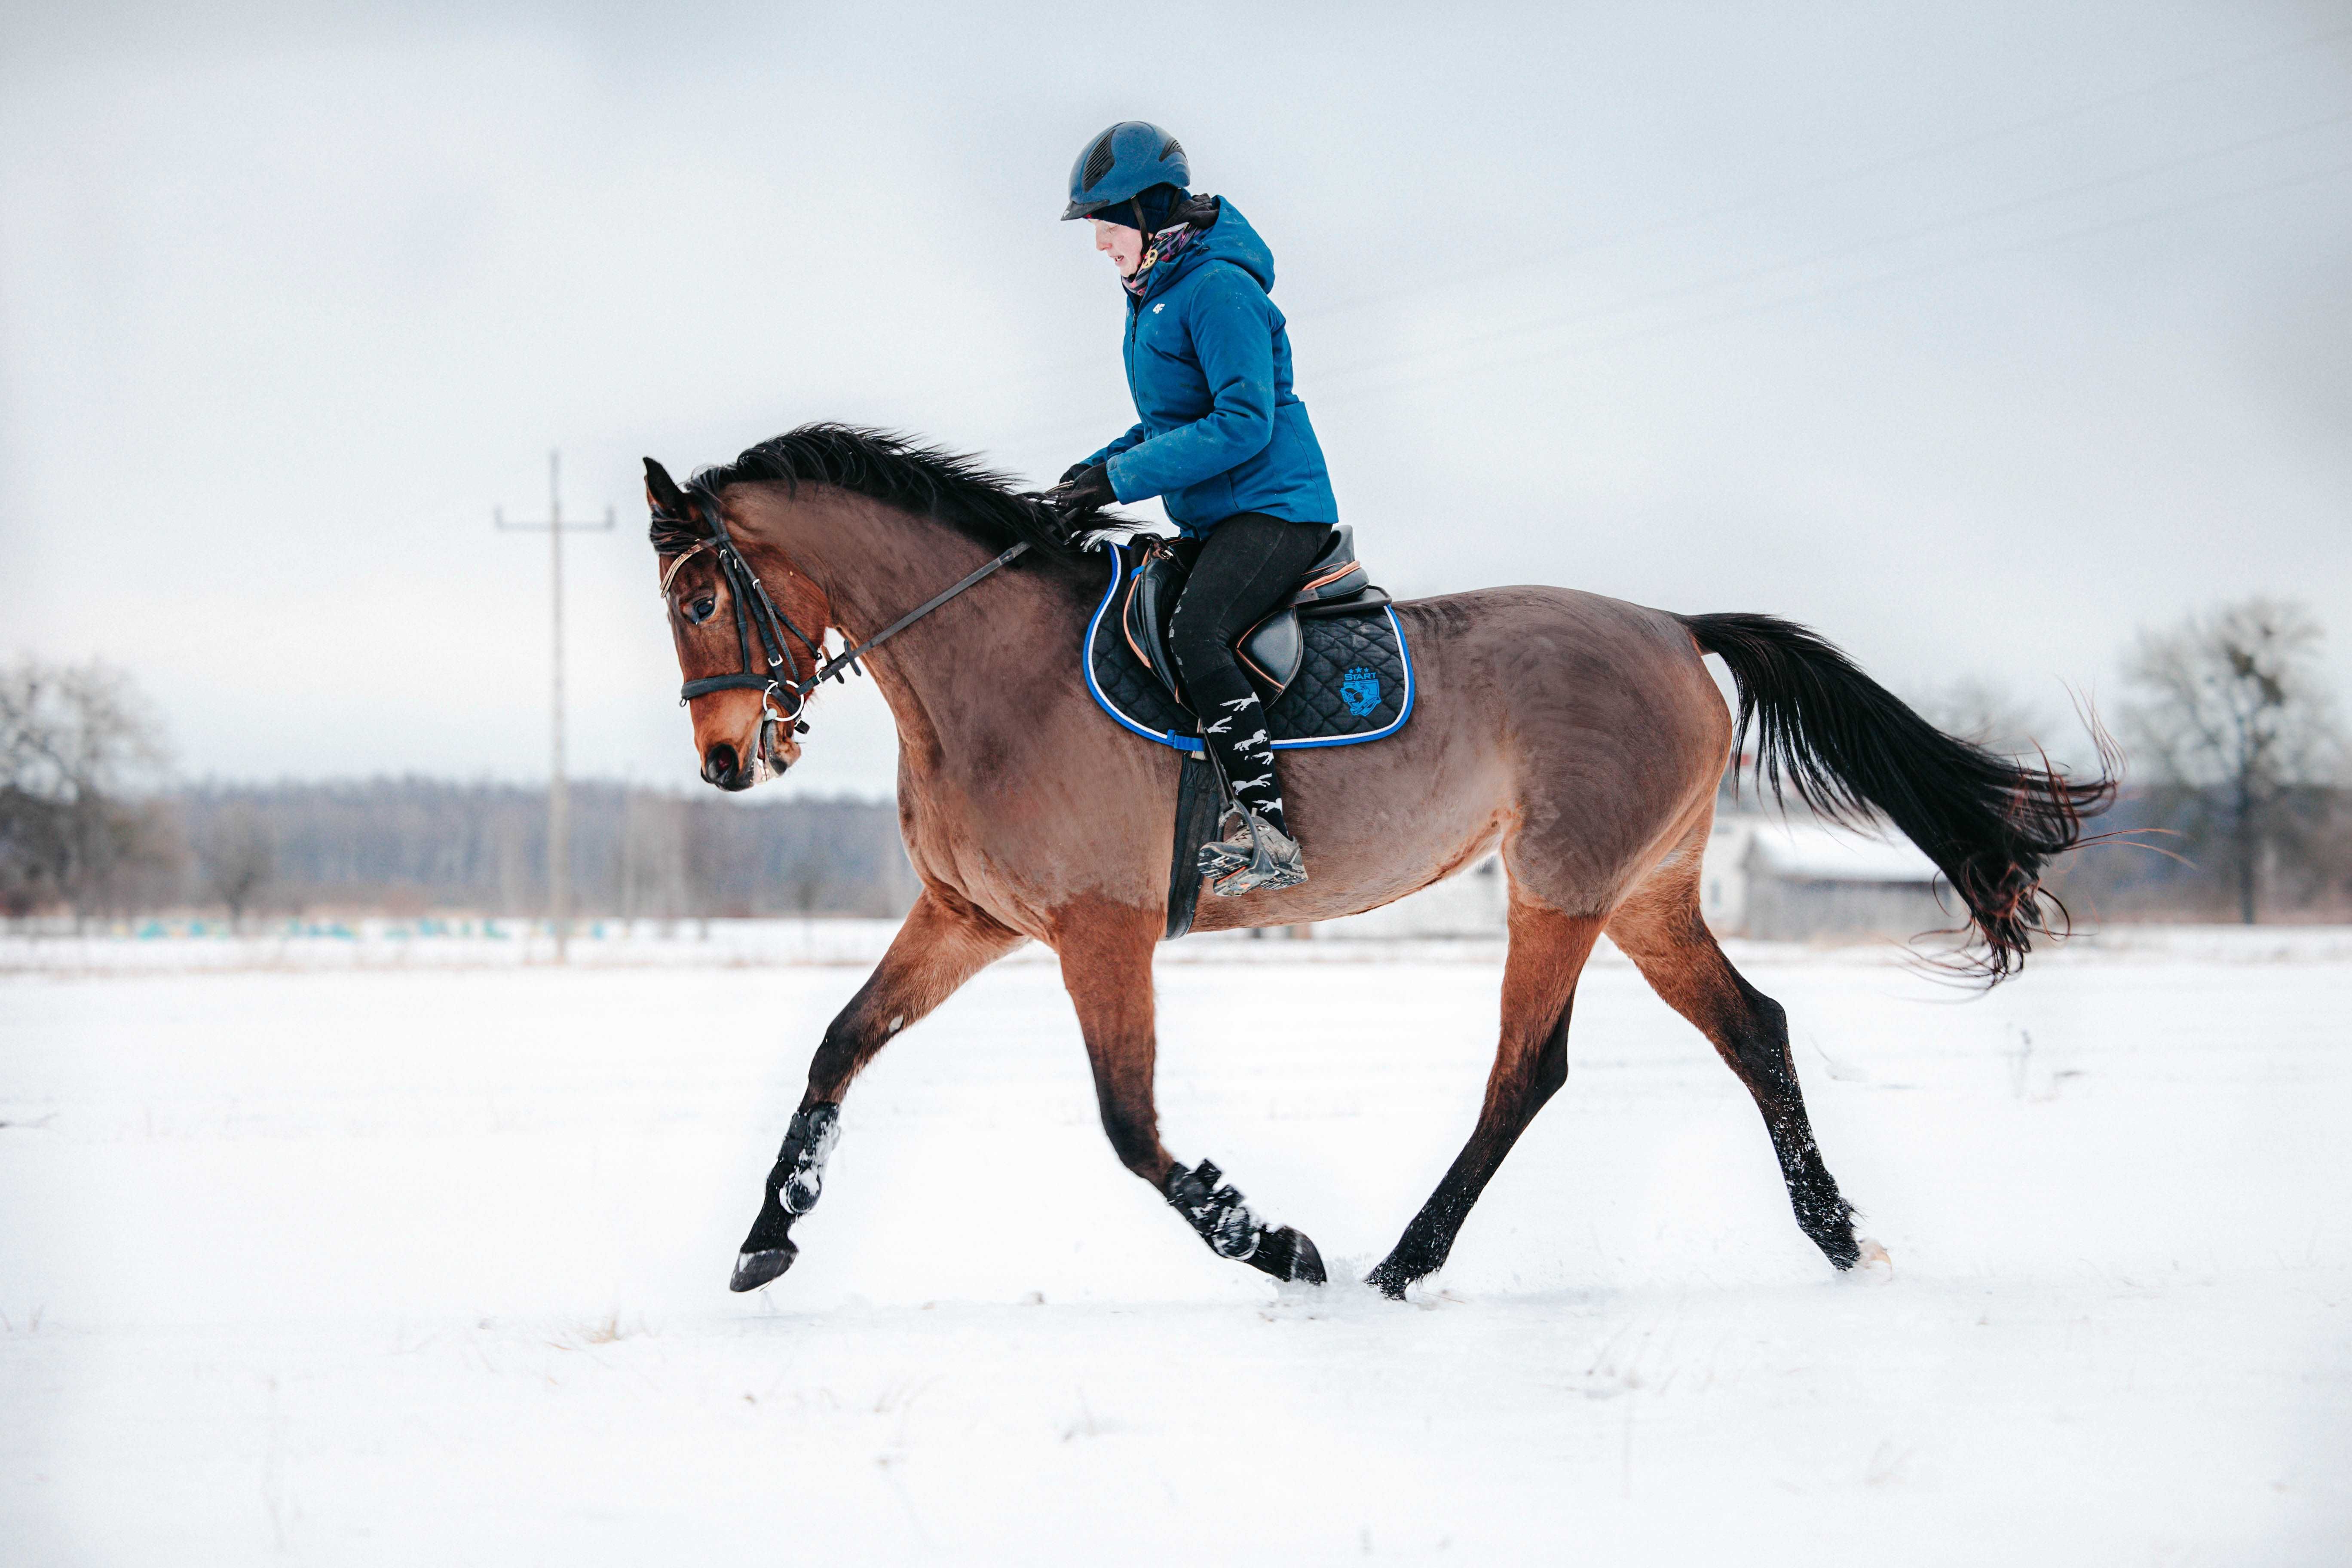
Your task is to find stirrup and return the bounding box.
[1200,809,1306,897]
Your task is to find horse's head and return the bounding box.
[645,457,834,791]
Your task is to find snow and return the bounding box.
[3,934,2348,1563]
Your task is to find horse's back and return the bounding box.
[1390,585,1730,903]
[1394,583,1723,746]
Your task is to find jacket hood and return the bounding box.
[1147,198,1274,298]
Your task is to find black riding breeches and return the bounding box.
[1166,512,1334,835]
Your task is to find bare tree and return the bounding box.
[2121,599,2345,923]
[1917,677,2059,760]
[197,804,276,929]
[0,776,69,916]
[0,659,176,922]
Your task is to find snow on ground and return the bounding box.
[13,911,2352,974]
[3,933,2347,1563]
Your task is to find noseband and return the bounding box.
[656,484,1032,771]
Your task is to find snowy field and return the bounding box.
[3,931,2347,1564]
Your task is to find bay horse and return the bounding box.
[645,424,2110,1298]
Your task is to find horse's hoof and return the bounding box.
[1850,1237,1893,1280]
[729,1243,798,1292]
[1363,1260,1414,1301]
[1248,1225,1327,1286]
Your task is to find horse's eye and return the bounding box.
[688,595,717,625]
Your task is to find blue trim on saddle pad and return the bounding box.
[1082,542,1415,753]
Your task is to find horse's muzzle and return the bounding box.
[701,742,763,791]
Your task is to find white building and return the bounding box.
[1310,808,1947,943]
[1704,812,1950,940]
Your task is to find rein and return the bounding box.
[657,485,1030,768]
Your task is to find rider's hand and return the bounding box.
[1038,463,1118,549]
[1053,463,1116,513]
[1058,461,1093,486]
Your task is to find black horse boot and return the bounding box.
[1162,1159,1327,1283]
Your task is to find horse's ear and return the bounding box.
[643,456,687,515]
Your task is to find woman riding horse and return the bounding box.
[1046,121,1337,897]
[647,132,2111,1300]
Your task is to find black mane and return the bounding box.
[661,423,1101,566]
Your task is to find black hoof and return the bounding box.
[1797,1188,1862,1270]
[729,1243,798,1292]
[1246,1225,1327,1286]
[1363,1259,1415,1300]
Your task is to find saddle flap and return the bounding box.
[1238,610,1304,695]
[1120,544,1188,704]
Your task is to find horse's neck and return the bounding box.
[744,489,1069,773]
[753,490,954,643]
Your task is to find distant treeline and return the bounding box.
[154,778,916,921]
[132,775,2352,926]
[8,631,2346,924]
[1709,771,2349,925]
[8,770,2347,928]
[2033,784,2349,923]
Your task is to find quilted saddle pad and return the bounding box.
[1082,541,1415,753]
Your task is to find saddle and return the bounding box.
[1121,524,1392,707]
[1081,533,1415,941]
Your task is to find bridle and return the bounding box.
[655,484,1032,778]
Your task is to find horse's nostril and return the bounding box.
[702,744,738,783]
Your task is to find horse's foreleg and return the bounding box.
[1054,909,1327,1286]
[1607,872,1865,1271]
[1367,900,1601,1298]
[729,889,1021,1292]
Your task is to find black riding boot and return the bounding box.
[1166,514,1329,897]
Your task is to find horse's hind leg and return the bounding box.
[1606,854,1865,1270]
[730,888,1023,1292]
[1366,899,1602,1298]
[1054,907,1326,1285]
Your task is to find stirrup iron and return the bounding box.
[1200,808,1306,897]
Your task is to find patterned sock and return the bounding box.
[1201,687,1286,838]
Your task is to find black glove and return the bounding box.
[1057,461,1092,486]
[1052,462,1116,511]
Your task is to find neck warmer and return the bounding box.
[1121,222,1200,298]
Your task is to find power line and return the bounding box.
[1312,158,2352,404]
[1311,108,2352,392]
[977,23,2352,456]
[1297,20,2352,327]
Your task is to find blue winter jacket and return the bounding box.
[1083,200,1338,535]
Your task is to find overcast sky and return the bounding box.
[3,1,2347,799]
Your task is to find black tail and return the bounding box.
[1679,612,2116,983]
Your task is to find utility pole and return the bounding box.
[496,450,615,963]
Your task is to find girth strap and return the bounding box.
[1164,751,1222,940]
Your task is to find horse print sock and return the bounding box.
[1194,671,1288,837]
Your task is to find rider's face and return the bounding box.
[1090,217,1144,277]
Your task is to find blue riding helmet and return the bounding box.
[1062,121,1190,220]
